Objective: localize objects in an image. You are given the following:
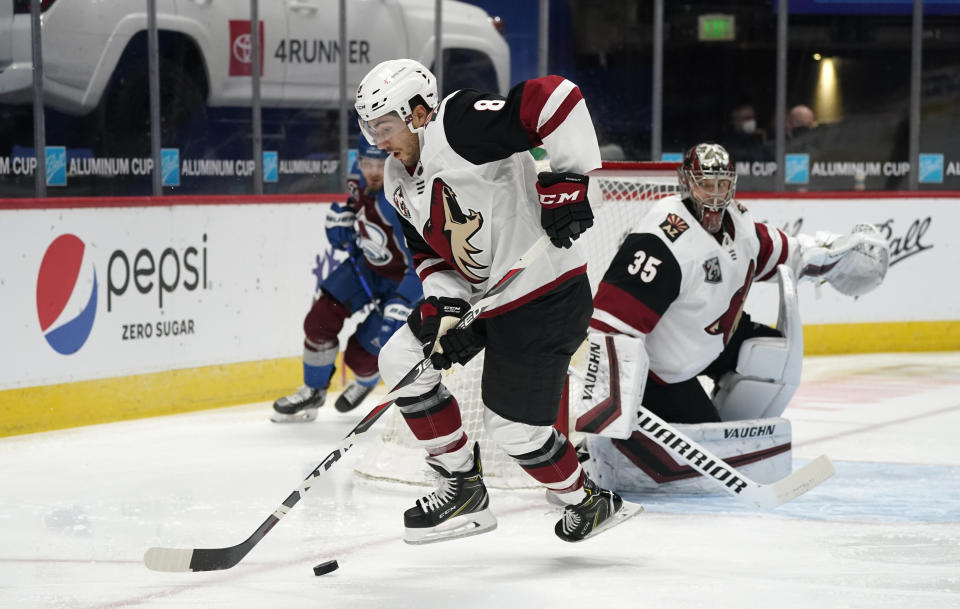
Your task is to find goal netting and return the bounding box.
[354,161,681,489]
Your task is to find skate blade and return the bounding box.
[561,501,644,543]
[404,509,498,545]
[269,408,318,423]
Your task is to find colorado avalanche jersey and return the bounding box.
[383,76,602,316]
[591,194,799,383]
[347,172,417,288]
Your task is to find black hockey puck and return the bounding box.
[313,560,339,576]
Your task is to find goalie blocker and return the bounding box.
[571,266,802,494]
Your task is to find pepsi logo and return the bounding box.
[36,234,98,355]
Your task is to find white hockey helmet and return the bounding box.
[355,59,439,144]
[678,143,737,232]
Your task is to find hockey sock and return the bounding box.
[397,385,473,472]
[511,431,583,490]
[426,434,473,473]
[548,471,588,504]
[354,372,380,388]
[303,339,338,388]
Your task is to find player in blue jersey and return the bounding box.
[271,138,422,421]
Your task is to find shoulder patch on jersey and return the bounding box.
[659,213,689,242]
[735,201,747,213]
[703,256,722,283]
[392,185,411,219]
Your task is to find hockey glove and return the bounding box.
[537,171,594,249]
[798,224,889,297]
[417,296,485,370]
[378,297,414,350]
[325,202,357,251]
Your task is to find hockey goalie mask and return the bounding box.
[356,59,438,145]
[678,143,738,234]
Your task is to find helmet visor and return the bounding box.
[687,172,736,212]
[358,111,407,147]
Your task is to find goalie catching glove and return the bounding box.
[417,296,485,370]
[537,171,594,249]
[797,223,890,297]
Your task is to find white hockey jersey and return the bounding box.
[591,194,800,383]
[383,76,602,315]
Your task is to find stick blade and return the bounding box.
[144,547,195,572]
[145,545,247,572]
[751,454,836,509]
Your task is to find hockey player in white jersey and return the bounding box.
[355,59,637,543]
[579,142,889,491]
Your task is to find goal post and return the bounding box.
[353,161,682,490]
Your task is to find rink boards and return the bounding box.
[1,191,958,436]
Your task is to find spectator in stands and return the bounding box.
[723,103,769,163]
[786,104,816,139]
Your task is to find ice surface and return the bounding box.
[1,352,958,608]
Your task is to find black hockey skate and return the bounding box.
[403,443,498,544]
[270,386,326,423]
[334,380,375,413]
[554,476,643,542]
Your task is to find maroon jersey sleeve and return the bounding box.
[754,222,791,282]
[441,76,590,166]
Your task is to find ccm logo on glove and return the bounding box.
[537,171,594,249]
[537,175,587,207]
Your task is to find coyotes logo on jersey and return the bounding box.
[705,260,755,344]
[425,178,486,283]
[659,213,689,242]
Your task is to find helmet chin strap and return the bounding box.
[685,197,724,233]
[402,108,433,167]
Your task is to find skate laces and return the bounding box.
[562,507,582,533]
[420,475,457,513]
[290,386,317,404]
[562,486,602,533]
[344,382,371,401]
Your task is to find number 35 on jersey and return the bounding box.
[628,250,662,281]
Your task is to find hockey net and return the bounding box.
[354,161,682,489]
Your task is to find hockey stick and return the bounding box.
[144,235,551,572]
[633,406,835,509]
[346,243,382,314]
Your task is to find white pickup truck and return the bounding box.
[0,0,509,155]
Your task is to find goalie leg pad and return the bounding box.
[714,265,802,421]
[583,417,793,494]
[570,332,649,439]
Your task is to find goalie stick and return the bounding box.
[144,236,551,573]
[634,406,835,509]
